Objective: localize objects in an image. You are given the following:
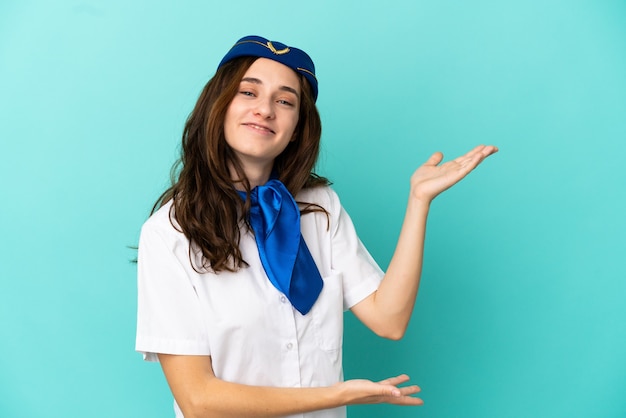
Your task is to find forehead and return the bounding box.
[241,58,301,92]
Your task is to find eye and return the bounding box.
[277,99,294,107]
[239,90,255,97]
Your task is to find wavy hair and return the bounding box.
[152,56,329,272]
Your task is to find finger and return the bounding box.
[423,152,444,167]
[373,384,403,398]
[383,390,424,406]
[371,383,424,406]
[484,144,498,154]
[453,145,486,164]
[455,145,498,171]
[398,384,421,395]
[473,145,498,161]
[391,394,424,405]
[469,144,499,160]
[381,383,421,397]
[393,396,424,406]
[378,374,411,386]
[468,145,499,168]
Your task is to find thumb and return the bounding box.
[424,151,444,166]
[380,385,401,397]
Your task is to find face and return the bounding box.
[224,58,301,178]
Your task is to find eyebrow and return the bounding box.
[240,77,300,98]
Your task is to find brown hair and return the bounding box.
[152,56,329,272]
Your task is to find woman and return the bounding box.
[136,35,497,417]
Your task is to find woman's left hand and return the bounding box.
[410,144,498,203]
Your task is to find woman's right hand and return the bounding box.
[159,354,422,417]
[337,374,424,406]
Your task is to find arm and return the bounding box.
[351,145,498,340]
[158,354,422,418]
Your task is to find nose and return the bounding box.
[253,97,275,119]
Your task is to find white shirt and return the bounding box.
[136,186,384,418]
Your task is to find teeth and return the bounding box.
[247,124,272,133]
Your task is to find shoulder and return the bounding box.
[296,185,341,214]
[140,200,187,247]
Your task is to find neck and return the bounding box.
[229,161,273,191]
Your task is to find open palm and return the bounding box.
[339,374,423,406]
[410,145,498,202]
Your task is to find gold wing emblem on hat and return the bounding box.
[267,41,290,55]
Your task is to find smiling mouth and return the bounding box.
[243,123,275,134]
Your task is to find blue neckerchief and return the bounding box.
[238,179,323,315]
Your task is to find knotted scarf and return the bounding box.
[239,179,323,315]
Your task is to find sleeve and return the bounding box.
[135,222,211,362]
[327,189,384,311]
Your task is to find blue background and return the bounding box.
[1,1,625,417]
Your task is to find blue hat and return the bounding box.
[218,35,318,101]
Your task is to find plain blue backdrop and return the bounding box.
[1,1,625,417]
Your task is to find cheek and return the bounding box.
[288,115,300,140]
[223,109,237,143]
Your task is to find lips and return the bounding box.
[242,123,275,134]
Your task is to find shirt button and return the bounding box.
[286,342,293,350]
[280,296,287,303]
